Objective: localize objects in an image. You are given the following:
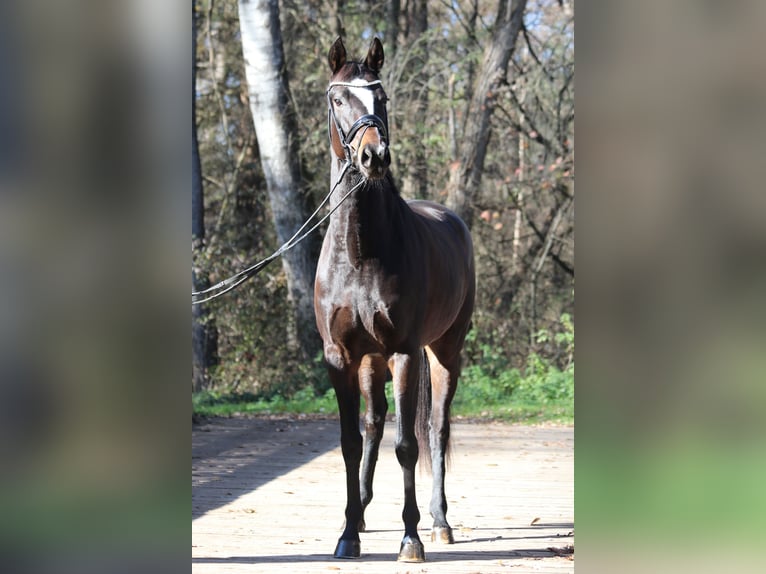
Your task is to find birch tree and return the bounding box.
[237,0,321,361]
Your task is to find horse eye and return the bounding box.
[333,98,343,107]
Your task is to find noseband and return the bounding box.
[327,80,389,164]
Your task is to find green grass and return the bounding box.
[450,353,574,423]
[193,360,573,424]
[451,398,573,424]
[192,386,338,418]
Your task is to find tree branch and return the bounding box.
[511,192,574,276]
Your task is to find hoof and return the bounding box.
[397,536,425,563]
[334,538,361,559]
[431,525,455,544]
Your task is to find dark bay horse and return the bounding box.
[313,37,475,563]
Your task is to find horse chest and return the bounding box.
[344,264,399,327]
[320,258,414,359]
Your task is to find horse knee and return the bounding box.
[395,438,419,468]
[341,433,363,462]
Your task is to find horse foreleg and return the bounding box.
[330,367,363,559]
[359,354,388,532]
[426,346,459,544]
[390,352,425,563]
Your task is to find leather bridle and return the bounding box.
[326,79,389,164]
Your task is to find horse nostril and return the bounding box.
[361,146,372,167]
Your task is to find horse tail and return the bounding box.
[416,348,432,473]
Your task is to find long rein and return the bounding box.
[192,161,360,305]
[192,80,385,305]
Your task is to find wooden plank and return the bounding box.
[193,418,573,573]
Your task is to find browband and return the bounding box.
[327,80,383,90]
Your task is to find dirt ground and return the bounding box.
[193,416,573,573]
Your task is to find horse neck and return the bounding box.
[329,158,403,265]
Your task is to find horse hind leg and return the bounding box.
[425,345,460,544]
[358,354,388,532]
[390,351,426,562]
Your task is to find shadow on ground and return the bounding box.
[192,416,340,519]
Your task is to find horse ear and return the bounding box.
[328,37,347,74]
[365,37,384,74]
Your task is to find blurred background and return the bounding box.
[0,0,188,572]
[577,0,766,572]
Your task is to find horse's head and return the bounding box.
[327,37,391,180]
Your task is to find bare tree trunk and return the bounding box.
[459,0,480,132]
[330,0,346,39]
[401,0,428,199]
[447,0,527,227]
[192,4,218,392]
[237,0,321,362]
[386,0,400,55]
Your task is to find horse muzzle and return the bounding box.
[359,140,390,180]
[343,113,390,180]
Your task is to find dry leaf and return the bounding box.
[547,545,574,556]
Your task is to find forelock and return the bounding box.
[333,62,376,83]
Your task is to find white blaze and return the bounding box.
[346,78,376,115]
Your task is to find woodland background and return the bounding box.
[192,0,574,400]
